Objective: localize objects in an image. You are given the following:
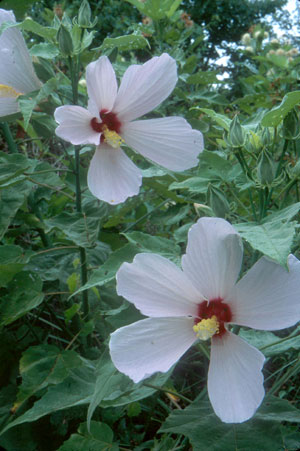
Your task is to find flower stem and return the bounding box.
[68,54,89,319]
[142,383,192,404]
[0,122,18,153]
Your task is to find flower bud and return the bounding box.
[57,24,73,56]
[245,46,254,53]
[281,109,300,140]
[257,149,276,185]
[78,0,92,28]
[228,115,246,148]
[207,184,230,218]
[241,33,251,45]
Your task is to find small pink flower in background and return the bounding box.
[54,54,204,204]
[109,217,300,423]
[0,9,42,117]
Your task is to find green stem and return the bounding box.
[68,54,89,320]
[265,139,289,209]
[142,383,192,404]
[0,122,18,153]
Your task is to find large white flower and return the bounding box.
[54,54,204,204]
[0,9,42,117]
[109,217,300,423]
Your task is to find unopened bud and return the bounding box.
[57,24,73,56]
[281,109,300,140]
[78,0,92,28]
[207,184,230,218]
[228,115,246,148]
[257,149,276,185]
[241,33,251,45]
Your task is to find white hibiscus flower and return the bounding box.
[54,54,204,204]
[0,9,42,117]
[109,217,300,423]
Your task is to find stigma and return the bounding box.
[0,84,22,99]
[193,315,219,341]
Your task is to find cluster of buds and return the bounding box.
[241,29,269,53]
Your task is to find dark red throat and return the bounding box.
[90,109,122,142]
[196,298,232,338]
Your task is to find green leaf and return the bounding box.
[29,43,59,59]
[239,328,300,357]
[0,181,32,239]
[87,361,117,431]
[169,176,212,193]
[70,243,138,297]
[122,231,181,263]
[262,91,300,127]
[194,108,231,131]
[20,17,57,41]
[58,421,118,451]
[0,152,31,186]
[160,397,300,451]
[187,71,219,85]
[14,345,83,410]
[0,272,44,326]
[234,220,296,266]
[45,211,100,248]
[19,77,57,130]
[0,245,32,287]
[97,34,149,52]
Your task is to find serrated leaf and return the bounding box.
[262,91,300,127]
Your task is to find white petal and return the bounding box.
[0,10,41,94]
[121,117,203,171]
[0,97,19,116]
[181,218,243,301]
[109,317,196,382]
[86,56,118,113]
[54,105,100,145]
[117,253,201,317]
[114,53,177,122]
[87,144,142,204]
[208,331,265,423]
[232,254,300,330]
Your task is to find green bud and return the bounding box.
[228,115,246,148]
[207,184,230,218]
[281,109,300,140]
[261,127,272,146]
[257,149,276,185]
[57,24,74,56]
[78,0,92,28]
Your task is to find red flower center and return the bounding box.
[90,109,122,142]
[196,298,232,338]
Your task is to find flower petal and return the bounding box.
[208,331,265,423]
[86,56,118,113]
[0,97,19,116]
[54,105,100,145]
[87,143,142,204]
[0,10,41,94]
[114,53,177,122]
[117,253,201,317]
[109,317,196,382]
[181,218,243,300]
[121,117,203,171]
[232,254,300,330]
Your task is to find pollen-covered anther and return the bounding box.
[102,125,124,149]
[193,315,219,341]
[0,84,22,99]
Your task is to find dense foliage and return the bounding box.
[0,0,300,449]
